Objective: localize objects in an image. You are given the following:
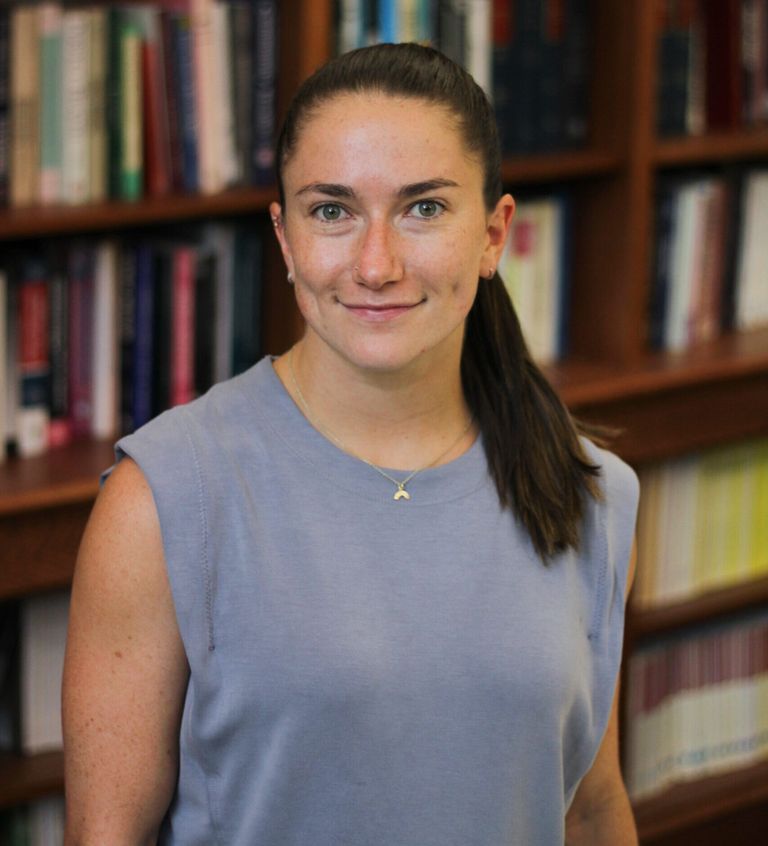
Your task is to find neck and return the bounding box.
[274,335,474,471]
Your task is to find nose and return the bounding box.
[354,219,403,288]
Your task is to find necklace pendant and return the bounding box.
[393,485,411,501]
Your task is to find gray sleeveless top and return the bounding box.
[111,356,639,845]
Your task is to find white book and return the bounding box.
[735,171,768,330]
[190,0,223,194]
[0,271,6,462]
[61,8,91,205]
[91,241,120,439]
[210,1,240,188]
[465,0,492,95]
[338,0,363,53]
[20,591,70,755]
[88,7,108,203]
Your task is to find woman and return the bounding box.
[63,43,639,845]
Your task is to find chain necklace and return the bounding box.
[287,348,474,501]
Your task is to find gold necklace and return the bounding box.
[287,348,474,501]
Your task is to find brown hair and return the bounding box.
[275,42,602,560]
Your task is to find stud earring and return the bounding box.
[487,267,495,279]
[287,272,294,284]
[271,216,280,228]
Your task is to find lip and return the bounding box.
[342,301,423,322]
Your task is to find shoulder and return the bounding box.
[581,437,640,510]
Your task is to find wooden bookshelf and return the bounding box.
[655,128,768,166]
[634,758,768,844]
[0,752,64,811]
[630,575,768,640]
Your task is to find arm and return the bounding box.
[63,458,190,846]
[564,541,639,846]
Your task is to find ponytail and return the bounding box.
[461,274,602,561]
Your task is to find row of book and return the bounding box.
[0,592,68,758]
[634,438,768,610]
[0,222,264,461]
[0,0,277,209]
[657,0,768,137]
[625,609,768,800]
[498,192,570,365]
[0,797,65,846]
[648,168,768,352]
[335,0,591,155]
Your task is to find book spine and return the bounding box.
[378,0,398,43]
[251,0,277,186]
[91,241,119,440]
[118,245,137,434]
[48,258,71,448]
[704,0,742,129]
[16,265,51,458]
[10,5,41,208]
[132,243,154,429]
[61,9,91,205]
[190,0,221,194]
[228,1,253,185]
[174,12,200,194]
[210,1,239,188]
[160,10,186,194]
[562,0,590,148]
[171,245,196,406]
[38,2,63,205]
[138,7,172,197]
[0,5,9,207]
[88,7,108,204]
[465,0,492,94]
[106,6,123,200]
[68,247,95,439]
[151,247,172,418]
[120,22,144,201]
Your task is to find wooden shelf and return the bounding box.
[0,186,276,241]
[0,440,115,516]
[0,751,63,810]
[549,328,768,464]
[501,149,621,185]
[633,757,768,842]
[654,129,768,167]
[630,575,768,639]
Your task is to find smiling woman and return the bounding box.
[62,43,640,846]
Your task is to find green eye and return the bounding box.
[414,201,440,218]
[319,204,343,221]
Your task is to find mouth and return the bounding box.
[341,300,424,322]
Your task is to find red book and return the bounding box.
[171,245,196,407]
[68,247,95,439]
[16,265,50,456]
[140,11,172,196]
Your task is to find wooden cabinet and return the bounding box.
[1,0,767,839]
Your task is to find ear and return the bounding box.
[481,193,515,276]
[269,201,295,279]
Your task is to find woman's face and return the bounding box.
[271,93,514,375]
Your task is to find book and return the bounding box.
[20,590,70,755]
[68,245,96,439]
[38,2,63,205]
[9,4,40,207]
[91,240,120,439]
[465,0,492,94]
[16,260,51,458]
[151,243,173,417]
[0,602,19,753]
[227,0,254,186]
[704,0,742,129]
[172,8,200,194]
[132,242,155,430]
[48,254,71,448]
[61,7,91,205]
[231,227,263,376]
[734,169,768,330]
[190,0,221,194]
[88,6,108,204]
[120,18,144,201]
[170,244,197,406]
[252,0,277,186]
[210,0,240,189]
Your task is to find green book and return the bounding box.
[120,20,143,200]
[38,2,63,204]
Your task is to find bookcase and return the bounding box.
[1,1,767,842]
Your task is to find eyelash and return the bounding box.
[309,199,447,223]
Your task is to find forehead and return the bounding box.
[284,93,481,189]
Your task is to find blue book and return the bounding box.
[132,243,155,430]
[378,0,397,43]
[252,0,277,186]
[173,11,199,194]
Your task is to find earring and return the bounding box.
[487,267,495,279]
[287,272,294,284]
[271,216,280,228]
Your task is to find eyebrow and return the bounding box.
[294,178,460,199]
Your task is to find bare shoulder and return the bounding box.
[63,457,189,844]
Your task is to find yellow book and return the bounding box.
[749,439,768,578]
[10,5,40,207]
